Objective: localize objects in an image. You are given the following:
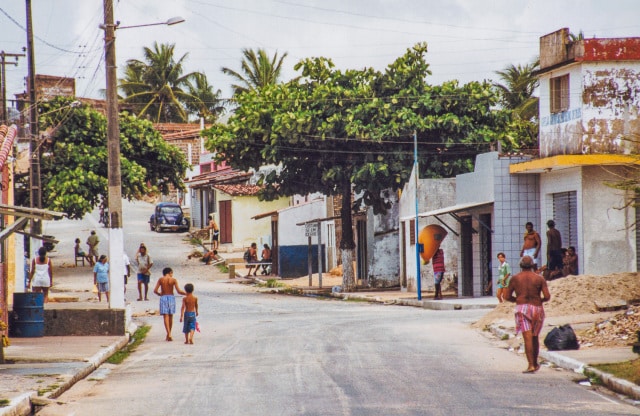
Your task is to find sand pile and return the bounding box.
[474,272,640,347]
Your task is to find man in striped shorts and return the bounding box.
[505,255,551,373]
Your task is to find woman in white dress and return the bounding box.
[29,246,53,303]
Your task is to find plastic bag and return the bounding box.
[544,324,580,351]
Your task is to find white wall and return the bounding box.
[278,199,327,247]
[540,165,636,275]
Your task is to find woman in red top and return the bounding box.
[432,248,445,300]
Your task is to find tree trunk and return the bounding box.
[339,179,356,292]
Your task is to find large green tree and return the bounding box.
[28,97,188,219]
[221,48,288,96]
[204,43,509,290]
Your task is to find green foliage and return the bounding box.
[107,325,151,364]
[32,97,188,219]
[205,42,509,212]
[120,42,223,123]
[222,48,289,97]
[205,43,510,288]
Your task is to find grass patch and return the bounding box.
[256,279,285,288]
[37,384,60,396]
[591,358,640,386]
[344,297,370,303]
[0,398,10,407]
[217,264,228,273]
[107,325,151,365]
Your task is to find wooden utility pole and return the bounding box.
[26,0,42,237]
[0,52,25,125]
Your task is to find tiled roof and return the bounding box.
[214,184,263,196]
[185,168,252,188]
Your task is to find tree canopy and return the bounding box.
[204,43,510,290]
[222,48,289,97]
[119,42,224,123]
[26,97,188,219]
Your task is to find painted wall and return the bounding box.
[219,193,289,251]
[399,170,457,293]
[540,165,635,275]
[365,191,400,288]
[539,61,640,157]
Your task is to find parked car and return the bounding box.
[149,202,189,232]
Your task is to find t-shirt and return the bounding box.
[94,262,109,283]
[123,253,130,275]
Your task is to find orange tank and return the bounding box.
[418,224,448,264]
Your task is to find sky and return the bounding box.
[2,0,640,109]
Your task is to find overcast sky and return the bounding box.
[2,0,640,108]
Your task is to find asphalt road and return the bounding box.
[37,201,640,416]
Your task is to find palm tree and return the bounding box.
[493,59,540,122]
[119,42,196,123]
[222,48,288,96]
[184,72,225,123]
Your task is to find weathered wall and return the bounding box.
[44,309,126,336]
[367,192,400,288]
[581,166,636,274]
[399,171,457,293]
[539,62,640,157]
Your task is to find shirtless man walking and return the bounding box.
[519,222,541,266]
[504,256,551,373]
[153,267,187,341]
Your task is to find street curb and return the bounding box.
[328,292,495,311]
[488,324,640,401]
[1,323,137,416]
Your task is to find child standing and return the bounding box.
[496,252,512,303]
[180,283,199,344]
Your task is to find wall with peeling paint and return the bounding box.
[539,56,640,158]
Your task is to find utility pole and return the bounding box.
[103,0,125,308]
[0,52,24,124]
[26,0,42,238]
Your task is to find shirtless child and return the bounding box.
[180,283,199,344]
[153,267,187,341]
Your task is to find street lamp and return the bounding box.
[102,0,184,308]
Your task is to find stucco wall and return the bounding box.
[539,62,640,157]
[229,195,290,250]
[539,165,636,275]
[399,173,457,293]
[366,192,400,287]
[581,166,635,274]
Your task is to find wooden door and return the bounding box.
[219,200,232,244]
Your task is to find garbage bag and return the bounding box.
[544,324,580,351]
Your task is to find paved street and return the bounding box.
[30,201,640,415]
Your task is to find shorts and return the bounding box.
[183,311,196,333]
[434,272,444,285]
[137,273,150,284]
[515,303,545,336]
[522,248,537,265]
[97,281,109,293]
[89,247,99,257]
[159,295,176,315]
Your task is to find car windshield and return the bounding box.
[160,206,182,215]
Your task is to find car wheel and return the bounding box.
[149,223,155,231]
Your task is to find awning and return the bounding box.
[401,200,493,236]
[509,154,640,174]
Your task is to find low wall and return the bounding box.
[43,309,126,336]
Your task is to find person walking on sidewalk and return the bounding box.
[504,255,551,373]
[180,283,199,344]
[29,246,53,303]
[93,255,110,302]
[135,243,153,301]
[432,248,445,300]
[153,267,186,341]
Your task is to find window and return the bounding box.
[550,74,570,113]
